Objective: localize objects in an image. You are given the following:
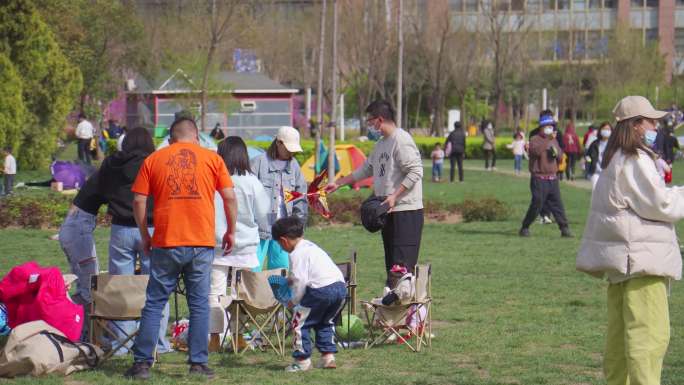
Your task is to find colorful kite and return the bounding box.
[284,170,332,219]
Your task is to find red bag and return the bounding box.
[0,262,84,341]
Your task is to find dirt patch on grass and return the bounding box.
[452,354,491,379]
[426,211,462,224]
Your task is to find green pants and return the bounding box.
[605,276,670,385]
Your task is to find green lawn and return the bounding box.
[1,154,684,384]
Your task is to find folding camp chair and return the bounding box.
[334,250,359,348]
[223,268,287,356]
[89,273,149,362]
[362,264,432,352]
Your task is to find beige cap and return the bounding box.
[276,126,303,153]
[613,96,668,122]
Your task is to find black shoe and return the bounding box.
[560,227,573,238]
[519,228,530,237]
[381,291,400,306]
[189,364,215,379]
[124,362,150,380]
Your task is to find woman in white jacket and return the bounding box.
[209,137,270,347]
[577,96,682,385]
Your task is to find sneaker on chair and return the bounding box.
[285,359,312,372]
[189,364,215,379]
[124,362,150,380]
[316,354,337,369]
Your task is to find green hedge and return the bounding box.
[108,135,516,161]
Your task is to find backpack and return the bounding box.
[0,320,102,377]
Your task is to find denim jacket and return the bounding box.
[250,153,308,239]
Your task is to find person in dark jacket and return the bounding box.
[585,121,612,189]
[519,115,571,238]
[210,123,225,140]
[562,121,581,180]
[98,127,171,354]
[662,127,679,164]
[445,121,466,182]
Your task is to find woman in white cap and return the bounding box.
[250,126,308,271]
[577,95,682,385]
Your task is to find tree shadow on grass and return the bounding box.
[456,228,519,237]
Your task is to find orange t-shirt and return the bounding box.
[132,142,233,248]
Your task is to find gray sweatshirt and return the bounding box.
[352,128,423,212]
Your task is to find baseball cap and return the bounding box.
[539,115,556,127]
[276,126,303,153]
[613,96,668,122]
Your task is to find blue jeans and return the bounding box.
[133,247,213,365]
[255,239,289,272]
[59,207,98,305]
[432,163,443,179]
[514,154,523,172]
[292,282,346,360]
[108,225,171,354]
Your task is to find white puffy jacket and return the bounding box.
[577,149,683,280]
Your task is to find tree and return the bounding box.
[0,53,26,154]
[36,0,149,115]
[0,0,82,169]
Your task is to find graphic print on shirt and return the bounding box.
[166,149,200,197]
[379,152,390,177]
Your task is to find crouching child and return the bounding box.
[271,216,346,372]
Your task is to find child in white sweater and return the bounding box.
[272,216,345,372]
[507,132,527,175]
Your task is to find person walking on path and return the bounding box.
[481,120,496,170]
[124,118,237,380]
[75,113,94,165]
[326,100,423,287]
[519,115,572,238]
[250,126,308,272]
[2,147,16,196]
[577,95,681,385]
[445,121,466,182]
[586,121,613,189]
[562,121,581,180]
[98,127,171,355]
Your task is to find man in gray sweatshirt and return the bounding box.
[327,100,423,286]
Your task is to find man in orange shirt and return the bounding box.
[124,118,237,380]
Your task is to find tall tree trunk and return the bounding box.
[315,0,327,168]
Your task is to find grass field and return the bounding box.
[1,148,684,384]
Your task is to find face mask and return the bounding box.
[643,130,657,147]
[600,129,611,138]
[367,125,380,137]
[543,127,553,136]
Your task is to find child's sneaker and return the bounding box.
[285,358,312,372]
[315,354,336,369]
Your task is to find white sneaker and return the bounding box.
[542,216,553,224]
[315,355,336,369]
[285,359,312,372]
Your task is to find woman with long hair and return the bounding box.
[577,96,683,385]
[98,127,171,354]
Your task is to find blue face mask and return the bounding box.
[644,130,657,147]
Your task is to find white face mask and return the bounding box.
[600,129,611,138]
[543,127,554,136]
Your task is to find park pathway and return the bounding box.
[461,165,593,190]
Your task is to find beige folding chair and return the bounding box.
[224,268,287,356]
[89,274,149,362]
[362,264,432,352]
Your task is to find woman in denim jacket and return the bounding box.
[250,126,308,271]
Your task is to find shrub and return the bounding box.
[0,194,72,229]
[456,197,511,222]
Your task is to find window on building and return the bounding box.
[645,0,658,6]
[448,0,465,12]
[631,0,644,7]
[556,31,570,60]
[495,0,511,11]
[588,0,601,7]
[675,28,684,54]
[645,28,658,42]
[677,0,684,7]
[543,0,556,11]
[511,0,524,10]
[527,0,542,11]
[573,31,587,58]
[573,0,586,10]
[465,0,479,11]
[558,0,571,9]
[541,32,556,61]
[587,31,603,58]
[603,0,616,7]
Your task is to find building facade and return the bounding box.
[442,0,684,77]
